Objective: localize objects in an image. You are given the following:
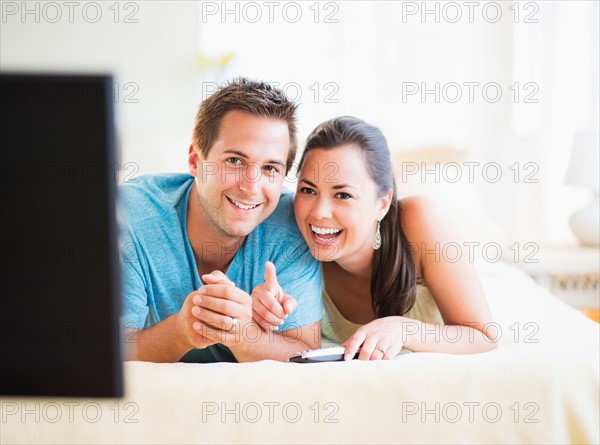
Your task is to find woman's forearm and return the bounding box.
[402,319,498,354]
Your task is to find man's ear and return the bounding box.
[188,144,199,176]
[377,189,394,221]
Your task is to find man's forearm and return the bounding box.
[125,317,318,363]
[124,315,192,362]
[228,322,317,362]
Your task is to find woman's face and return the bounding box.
[294,145,391,264]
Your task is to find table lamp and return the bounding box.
[565,130,600,246]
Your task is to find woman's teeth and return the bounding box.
[311,225,342,235]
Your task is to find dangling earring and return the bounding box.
[373,220,382,250]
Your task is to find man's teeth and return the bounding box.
[230,198,258,210]
[311,225,342,235]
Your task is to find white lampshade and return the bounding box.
[565,130,600,192]
[565,130,600,246]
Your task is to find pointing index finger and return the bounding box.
[264,261,280,292]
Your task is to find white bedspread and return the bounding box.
[2,261,599,444]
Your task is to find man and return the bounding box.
[119,78,322,362]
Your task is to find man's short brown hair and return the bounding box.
[191,78,298,173]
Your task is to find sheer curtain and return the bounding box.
[504,0,599,244]
[197,1,599,244]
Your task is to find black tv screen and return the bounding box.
[0,73,123,397]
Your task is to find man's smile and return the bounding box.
[227,196,262,211]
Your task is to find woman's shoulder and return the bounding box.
[398,195,445,240]
[397,195,449,282]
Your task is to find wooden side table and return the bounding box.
[513,246,600,322]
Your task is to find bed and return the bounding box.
[3,148,598,444]
[2,259,598,444]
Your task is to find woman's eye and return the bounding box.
[299,187,316,195]
[336,192,352,200]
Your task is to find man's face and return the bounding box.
[189,110,290,239]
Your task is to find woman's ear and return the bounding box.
[377,189,394,221]
[188,144,199,176]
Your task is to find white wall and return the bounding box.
[195,1,598,245]
[2,0,598,246]
[198,1,515,155]
[1,0,200,174]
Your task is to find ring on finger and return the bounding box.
[376,346,387,354]
[230,317,240,331]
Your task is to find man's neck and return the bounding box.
[186,182,245,276]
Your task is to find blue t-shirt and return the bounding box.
[118,173,322,362]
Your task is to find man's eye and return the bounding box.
[263,165,280,174]
[226,157,242,166]
[299,187,316,195]
[336,192,352,200]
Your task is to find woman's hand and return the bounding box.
[251,261,297,330]
[342,316,408,361]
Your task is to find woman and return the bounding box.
[252,116,497,359]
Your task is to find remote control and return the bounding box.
[288,346,358,363]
